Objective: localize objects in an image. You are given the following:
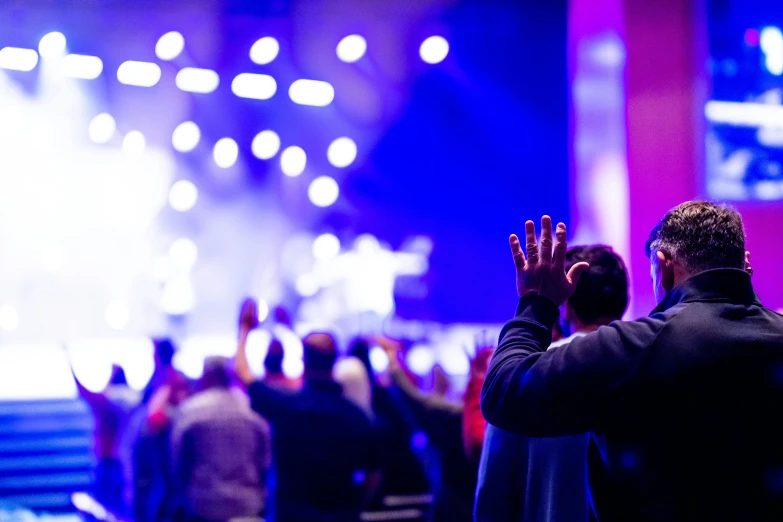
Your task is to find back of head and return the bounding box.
[303,332,338,378]
[201,356,230,390]
[264,339,284,375]
[645,201,745,274]
[109,364,128,386]
[154,338,176,367]
[348,338,374,381]
[566,245,629,325]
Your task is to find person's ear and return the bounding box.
[656,251,675,292]
[745,251,753,276]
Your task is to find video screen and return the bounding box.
[706,0,783,200]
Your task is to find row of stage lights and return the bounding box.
[0,30,448,211]
[0,31,450,102]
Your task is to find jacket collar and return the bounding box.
[651,268,761,315]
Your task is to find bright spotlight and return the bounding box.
[257,298,270,322]
[336,34,367,63]
[176,67,220,93]
[213,138,239,168]
[0,47,39,71]
[38,32,67,59]
[251,130,281,160]
[155,31,185,61]
[406,344,436,376]
[280,146,307,176]
[231,73,277,100]
[312,233,341,261]
[0,305,19,332]
[288,79,335,107]
[295,273,319,297]
[88,113,116,144]
[117,60,161,87]
[168,180,198,212]
[308,176,339,207]
[123,131,146,157]
[327,137,358,168]
[105,301,130,330]
[369,345,389,373]
[63,54,103,79]
[761,26,783,76]
[169,238,198,269]
[420,36,449,64]
[171,121,201,152]
[250,36,280,65]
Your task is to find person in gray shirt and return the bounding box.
[171,356,271,522]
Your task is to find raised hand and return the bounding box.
[239,298,260,332]
[509,216,589,306]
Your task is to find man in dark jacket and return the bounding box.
[481,202,783,522]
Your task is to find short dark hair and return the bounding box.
[154,338,175,367]
[303,333,338,373]
[566,245,629,324]
[645,201,745,273]
[264,339,284,374]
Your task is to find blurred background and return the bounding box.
[0,0,781,518]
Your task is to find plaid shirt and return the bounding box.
[171,388,271,521]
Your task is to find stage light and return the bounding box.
[105,301,129,330]
[312,233,341,261]
[168,180,198,212]
[280,146,306,176]
[38,32,67,59]
[117,60,161,87]
[231,73,277,100]
[406,344,436,376]
[161,279,195,315]
[369,345,389,373]
[176,67,219,93]
[420,36,449,64]
[327,137,357,168]
[0,305,19,331]
[289,79,335,107]
[123,131,146,157]
[282,357,304,379]
[336,34,367,63]
[295,273,319,296]
[250,36,280,65]
[88,113,116,144]
[213,137,239,168]
[169,238,198,269]
[251,130,281,160]
[761,26,783,76]
[308,176,339,207]
[0,47,39,71]
[257,298,270,322]
[63,54,103,79]
[172,121,201,152]
[438,346,470,375]
[155,31,185,61]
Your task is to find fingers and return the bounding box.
[540,216,553,263]
[524,220,539,264]
[509,234,526,269]
[553,222,567,269]
[567,262,590,287]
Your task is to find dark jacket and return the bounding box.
[481,269,783,522]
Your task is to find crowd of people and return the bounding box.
[71,200,783,522]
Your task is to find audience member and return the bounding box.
[461,347,494,464]
[143,339,178,404]
[347,338,431,505]
[71,363,140,515]
[262,339,300,391]
[481,204,783,521]
[475,245,629,521]
[235,299,380,522]
[133,370,190,522]
[378,336,477,522]
[171,357,271,522]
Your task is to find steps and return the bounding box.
[0,400,94,513]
